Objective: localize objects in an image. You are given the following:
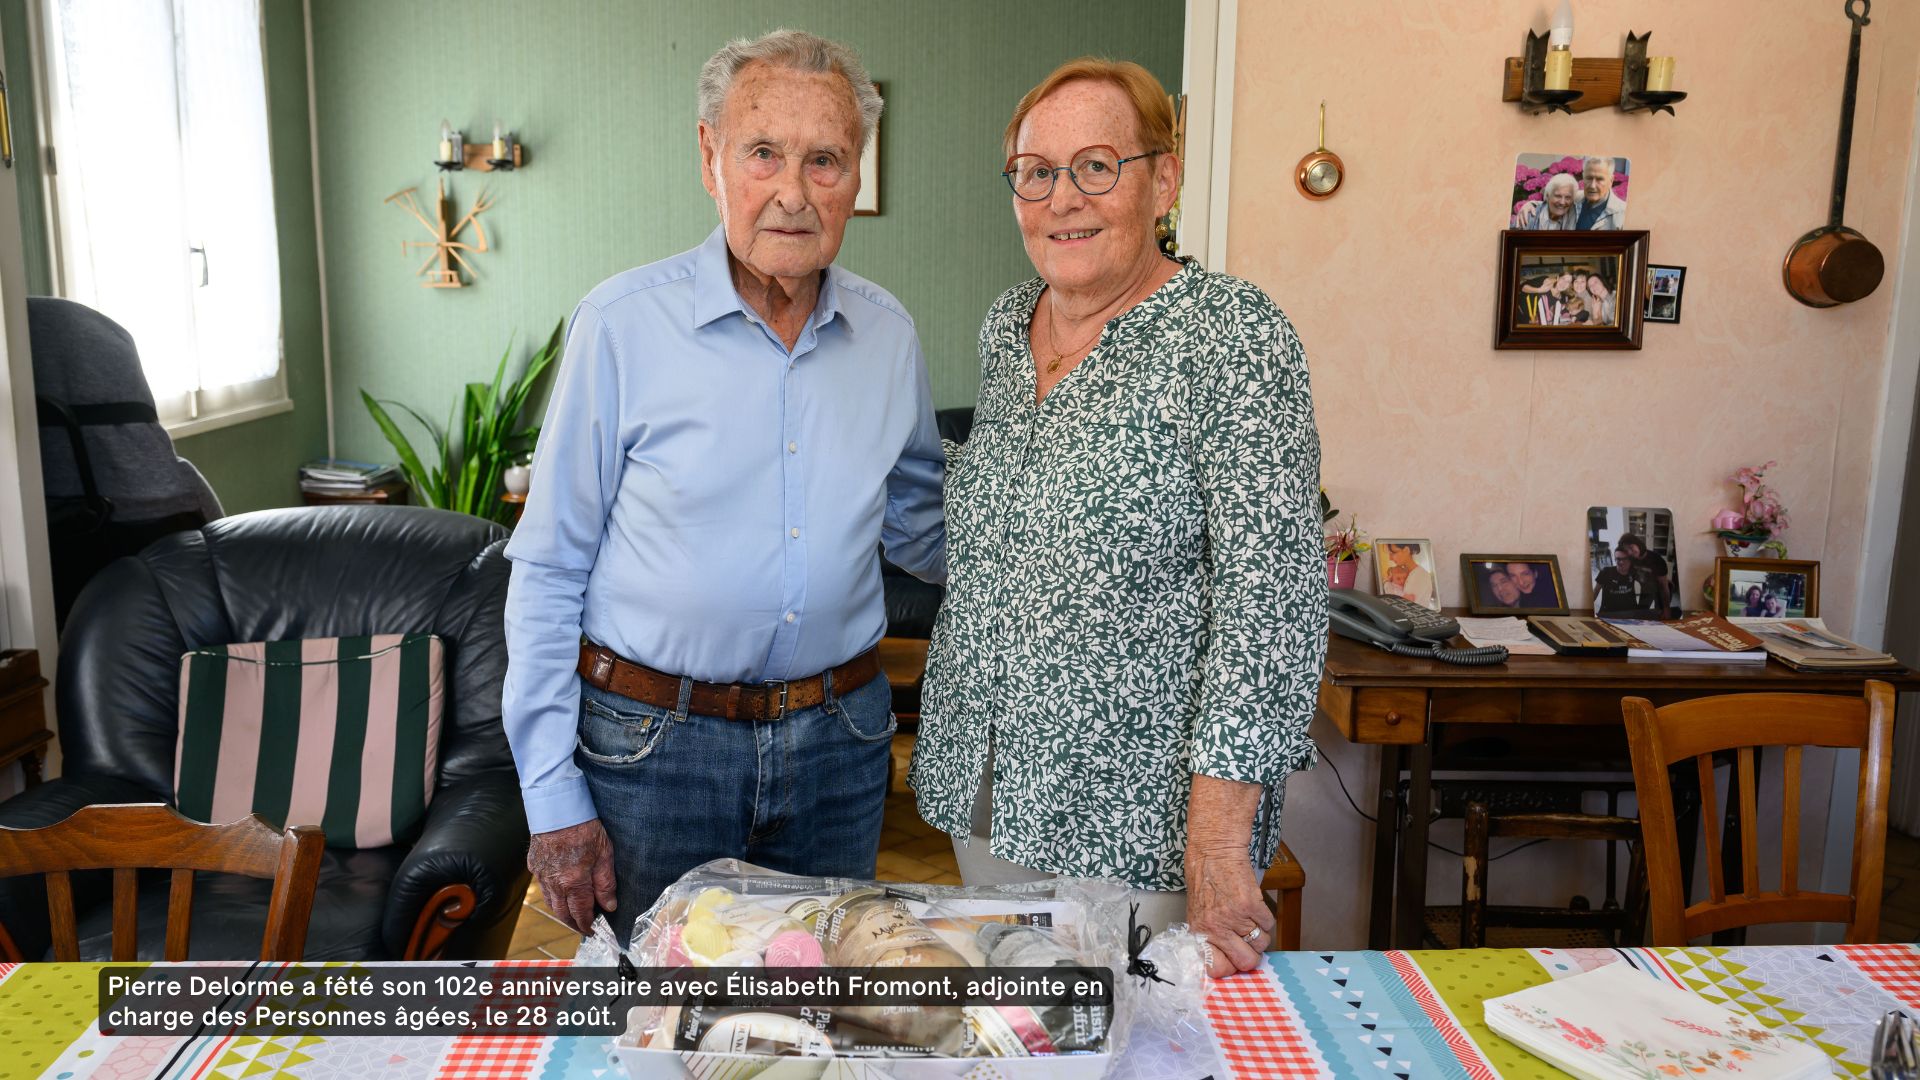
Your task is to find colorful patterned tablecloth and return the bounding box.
[4,944,1916,1080]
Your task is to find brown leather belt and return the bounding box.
[576,643,882,721]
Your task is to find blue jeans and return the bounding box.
[575,668,896,944]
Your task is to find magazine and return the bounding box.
[1601,612,1767,662]
[1729,616,1902,671]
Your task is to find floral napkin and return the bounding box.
[1484,961,1832,1080]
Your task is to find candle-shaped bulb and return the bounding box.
[1549,0,1574,48]
[438,119,454,163]
[493,118,508,161]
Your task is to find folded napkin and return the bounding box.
[1485,961,1832,1080]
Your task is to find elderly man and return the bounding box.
[1576,156,1627,230]
[502,28,946,939]
[1514,172,1579,230]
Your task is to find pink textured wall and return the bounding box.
[1231,0,1920,949]
[1228,0,1920,630]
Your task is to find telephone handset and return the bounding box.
[1329,591,1509,665]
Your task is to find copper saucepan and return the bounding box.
[1784,0,1884,308]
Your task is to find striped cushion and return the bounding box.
[174,634,443,849]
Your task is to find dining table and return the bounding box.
[4,942,1916,1079]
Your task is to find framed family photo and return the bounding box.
[1715,557,1820,619]
[1586,506,1680,619]
[1373,538,1440,611]
[1646,264,1685,323]
[1494,230,1649,350]
[1460,553,1570,615]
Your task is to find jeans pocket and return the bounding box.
[577,695,674,766]
[832,674,899,744]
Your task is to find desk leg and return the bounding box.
[1396,737,1433,949]
[1369,744,1402,949]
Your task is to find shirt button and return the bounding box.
[790,527,800,538]
[785,612,796,623]
[788,441,798,453]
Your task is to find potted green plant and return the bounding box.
[1320,487,1369,590]
[361,321,562,526]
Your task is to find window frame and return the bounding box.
[30,0,290,438]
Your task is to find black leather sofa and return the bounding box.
[0,505,530,960]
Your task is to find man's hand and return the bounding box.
[1187,773,1273,978]
[1186,845,1275,978]
[528,818,617,935]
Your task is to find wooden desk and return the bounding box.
[1318,612,1920,949]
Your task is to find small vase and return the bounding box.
[1720,531,1770,558]
[1328,557,1359,590]
[503,464,532,496]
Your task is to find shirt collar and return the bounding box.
[690,224,845,333]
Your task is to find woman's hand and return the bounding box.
[1186,845,1276,977]
[1186,774,1276,978]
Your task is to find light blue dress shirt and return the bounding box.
[502,226,947,834]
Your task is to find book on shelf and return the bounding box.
[298,459,399,491]
[1598,612,1768,661]
[1729,616,1903,672]
[1485,960,1833,1080]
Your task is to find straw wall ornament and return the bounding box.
[384,177,495,288]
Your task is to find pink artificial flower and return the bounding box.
[1711,509,1744,532]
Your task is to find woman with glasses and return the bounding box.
[908,58,1326,976]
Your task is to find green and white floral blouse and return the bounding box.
[908,259,1328,891]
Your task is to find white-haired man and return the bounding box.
[1576,156,1627,230]
[502,29,946,939]
[1514,171,1579,230]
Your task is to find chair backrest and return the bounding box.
[1621,681,1893,945]
[0,803,323,961]
[1460,805,1647,949]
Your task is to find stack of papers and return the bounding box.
[1603,613,1768,662]
[1731,617,1903,672]
[1457,616,1555,655]
[299,458,400,494]
[1485,961,1832,1080]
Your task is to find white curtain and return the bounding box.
[46,0,281,403]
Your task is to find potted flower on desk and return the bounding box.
[1321,487,1369,589]
[1711,460,1790,558]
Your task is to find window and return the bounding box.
[37,0,286,432]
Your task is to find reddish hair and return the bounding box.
[1003,57,1176,162]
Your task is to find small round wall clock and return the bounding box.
[1294,101,1345,201]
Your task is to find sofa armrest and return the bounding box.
[382,769,530,958]
[0,775,170,960]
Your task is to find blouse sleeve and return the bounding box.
[1186,282,1329,787]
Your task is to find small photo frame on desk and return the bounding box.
[1461,553,1570,615]
[1716,556,1819,619]
[1495,230,1649,350]
[1373,538,1440,611]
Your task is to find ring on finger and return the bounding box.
[1243,927,1263,945]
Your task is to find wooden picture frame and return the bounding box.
[855,82,883,216]
[1494,229,1649,349]
[1460,553,1571,615]
[1714,556,1820,620]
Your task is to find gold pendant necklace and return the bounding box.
[1044,297,1103,376]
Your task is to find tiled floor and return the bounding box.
[505,737,956,960]
[504,757,1920,959]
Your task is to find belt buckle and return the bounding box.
[769,681,789,718]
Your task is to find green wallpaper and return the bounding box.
[1,0,330,514]
[310,0,1183,463]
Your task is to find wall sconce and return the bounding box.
[1619,33,1686,116]
[1515,0,1581,114]
[434,118,526,172]
[1503,31,1686,116]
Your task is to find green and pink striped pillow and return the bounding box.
[174,634,444,849]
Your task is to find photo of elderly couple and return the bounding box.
[1510,153,1630,231]
[504,30,1322,980]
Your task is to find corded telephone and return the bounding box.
[1329,591,1509,665]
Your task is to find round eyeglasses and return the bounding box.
[1002,145,1160,201]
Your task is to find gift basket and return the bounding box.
[583,859,1214,1079]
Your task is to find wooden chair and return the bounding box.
[1260,841,1305,950]
[1622,681,1893,946]
[1458,803,1646,948]
[0,803,323,961]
